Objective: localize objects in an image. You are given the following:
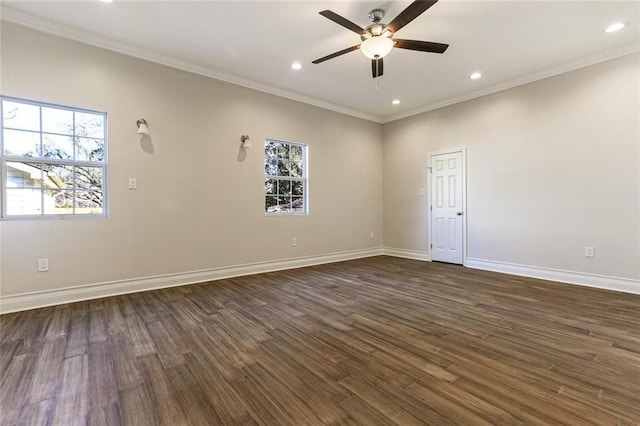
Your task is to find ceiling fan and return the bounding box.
[312,0,449,78]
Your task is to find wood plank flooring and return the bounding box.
[1,256,639,425]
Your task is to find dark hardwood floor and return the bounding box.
[1,256,639,425]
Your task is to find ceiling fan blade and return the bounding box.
[387,1,438,34]
[319,10,365,35]
[371,58,384,78]
[394,39,449,54]
[312,45,360,64]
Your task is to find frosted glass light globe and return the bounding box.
[361,36,393,59]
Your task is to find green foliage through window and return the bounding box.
[265,139,307,214]
[1,96,107,217]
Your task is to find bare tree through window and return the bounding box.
[1,97,107,217]
[265,139,307,214]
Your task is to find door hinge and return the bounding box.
[430,205,432,211]
[430,243,432,249]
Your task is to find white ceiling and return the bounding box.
[2,1,639,123]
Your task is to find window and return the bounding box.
[1,96,107,218]
[264,139,307,215]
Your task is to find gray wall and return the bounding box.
[2,22,638,304]
[383,52,640,280]
[0,22,383,297]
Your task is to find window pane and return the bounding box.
[291,197,304,212]
[6,188,42,215]
[292,180,304,196]
[277,144,290,176]
[290,145,303,177]
[6,161,42,188]
[278,196,292,211]
[277,144,289,161]
[75,191,103,214]
[76,138,104,162]
[43,134,73,160]
[265,141,278,159]
[265,158,277,176]
[265,179,277,195]
[278,159,290,176]
[75,166,103,190]
[44,189,72,215]
[266,196,278,212]
[290,161,302,177]
[291,145,304,177]
[3,129,40,157]
[277,179,291,195]
[45,164,74,189]
[42,107,73,135]
[75,112,105,138]
[2,100,40,131]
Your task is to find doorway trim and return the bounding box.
[427,147,467,265]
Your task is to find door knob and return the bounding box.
[456,212,463,216]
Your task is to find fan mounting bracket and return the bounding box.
[368,8,385,23]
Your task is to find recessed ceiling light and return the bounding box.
[470,72,482,80]
[291,62,302,70]
[100,0,114,3]
[604,22,626,33]
[392,99,401,105]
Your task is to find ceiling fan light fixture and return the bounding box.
[312,2,448,78]
[361,36,394,59]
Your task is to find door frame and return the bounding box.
[427,147,467,265]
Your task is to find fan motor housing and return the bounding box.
[368,8,385,23]
[362,23,389,40]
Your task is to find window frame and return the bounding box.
[264,138,308,216]
[0,95,108,220]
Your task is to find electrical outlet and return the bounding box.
[292,237,298,247]
[419,188,425,197]
[584,246,595,258]
[38,258,49,272]
[128,178,137,190]
[370,231,375,239]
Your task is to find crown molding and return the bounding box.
[383,42,640,123]
[0,6,384,124]
[3,6,638,125]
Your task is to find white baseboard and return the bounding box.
[465,257,640,295]
[4,249,637,314]
[383,247,431,262]
[0,248,383,314]
[382,248,639,295]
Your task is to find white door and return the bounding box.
[430,151,464,264]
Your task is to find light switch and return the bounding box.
[128,178,137,190]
